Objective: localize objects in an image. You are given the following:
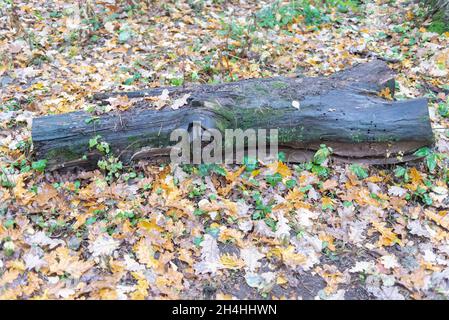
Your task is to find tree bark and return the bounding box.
[32,60,434,170]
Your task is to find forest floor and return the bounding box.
[1,0,449,300]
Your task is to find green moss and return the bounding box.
[46,147,82,161]
[278,127,306,143]
[374,134,396,143]
[271,81,289,90]
[253,84,269,94]
[428,12,449,34]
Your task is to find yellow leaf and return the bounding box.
[130,272,149,300]
[277,275,288,285]
[98,288,117,300]
[267,161,291,178]
[379,87,392,100]
[410,167,422,185]
[226,165,246,182]
[0,269,20,287]
[425,209,449,231]
[220,253,245,269]
[319,234,336,251]
[138,219,163,233]
[281,246,306,267]
[216,292,233,300]
[366,175,383,183]
[322,196,334,207]
[372,221,402,247]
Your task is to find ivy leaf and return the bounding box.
[350,164,368,179]
[211,164,227,177]
[32,159,47,173]
[425,153,437,172]
[394,166,406,178]
[413,147,431,158]
[313,144,332,165]
[118,30,131,43]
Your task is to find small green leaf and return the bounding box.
[264,217,277,232]
[394,166,406,178]
[350,164,368,179]
[414,147,430,158]
[426,153,437,172]
[285,179,296,189]
[266,173,282,187]
[118,30,131,43]
[277,152,286,162]
[313,144,332,165]
[32,159,47,172]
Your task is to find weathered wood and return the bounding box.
[32,60,434,170]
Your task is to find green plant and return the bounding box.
[313,144,332,165]
[188,184,207,198]
[89,135,123,181]
[428,12,449,34]
[304,144,333,178]
[252,192,273,220]
[394,166,410,182]
[266,173,283,187]
[438,99,449,118]
[32,159,47,173]
[97,157,123,180]
[414,185,433,206]
[350,164,368,179]
[243,156,258,171]
[413,147,445,172]
[197,164,227,177]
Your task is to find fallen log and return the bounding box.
[32,60,434,170]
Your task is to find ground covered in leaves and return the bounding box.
[1,0,449,300]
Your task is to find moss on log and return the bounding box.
[31,60,434,170]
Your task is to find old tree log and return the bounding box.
[32,60,434,170]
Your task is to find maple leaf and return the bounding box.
[378,87,393,100]
[267,161,291,178]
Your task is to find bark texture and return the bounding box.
[32,60,434,170]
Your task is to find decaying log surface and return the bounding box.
[32,60,434,170]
